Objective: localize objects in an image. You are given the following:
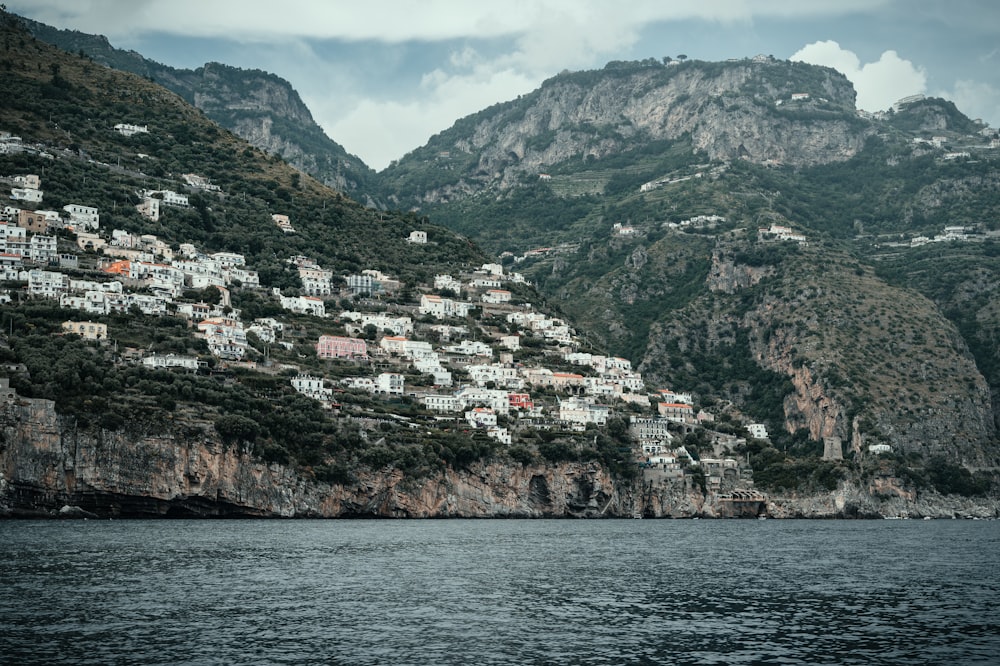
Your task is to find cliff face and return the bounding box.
[3,395,996,519]
[168,63,372,192]
[638,232,999,466]
[386,59,868,204]
[21,18,372,193]
[0,396,631,518]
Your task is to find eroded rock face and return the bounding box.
[0,397,629,518]
[2,397,997,519]
[707,249,774,294]
[415,61,868,204]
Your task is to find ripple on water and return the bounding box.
[1,519,998,665]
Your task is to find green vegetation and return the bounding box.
[21,15,376,195]
[4,12,999,504]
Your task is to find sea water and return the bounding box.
[1,518,997,665]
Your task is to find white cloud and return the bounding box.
[938,79,1000,127]
[314,66,537,170]
[12,0,887,44]
[791,40,926,112]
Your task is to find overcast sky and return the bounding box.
[10,0,1000,171]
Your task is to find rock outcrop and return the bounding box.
[0,395,631,518]
[2,396,996,519]
[384,59,869,205]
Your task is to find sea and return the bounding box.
[1,518,997,665]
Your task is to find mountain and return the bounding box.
[20,16,376,198]
[374,57,1000,471]
[376,56,866,211]
[1,11,998,518]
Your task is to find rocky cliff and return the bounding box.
[382,58,869,205]
[0,394,631,518]
[21,18,373,193]
[3,395,996,519]
[636,229,999,465]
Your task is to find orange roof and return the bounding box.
[103,260,131,275]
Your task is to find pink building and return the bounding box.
[508,392,534,411]
[316,335,368,360]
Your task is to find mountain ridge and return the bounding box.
[2,11,998,518]
[20,15,376,197]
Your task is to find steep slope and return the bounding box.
[1,13,997,515]
[373,58,1000,471]
[0,15,661,519]
[378,57,868,209]
[20,15,375,196]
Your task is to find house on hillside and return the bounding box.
[291,374,333,401]
[136,197,160,221]
[114,123,148,137]
[61,320,108,340]
[63,204,100,231]
[316,335,368,360]
[272,214,295,233]
[142,354,200,370]
[658,402,695,424]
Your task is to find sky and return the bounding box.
[9,0,1000,171]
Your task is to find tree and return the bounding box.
[214,414,260,445]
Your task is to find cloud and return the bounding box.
[13,0,887,44]
[939,79,1000,126]
[313,64,538,170]
[791,40,926,112]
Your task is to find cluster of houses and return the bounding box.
[2,129,764,488]
[665,214,727,229]
[280,264,764,473]
[758,223,807,244]
[909,226,977,247]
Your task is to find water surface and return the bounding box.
[1,519,997,665]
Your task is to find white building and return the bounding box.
[434,274,462,293]
[291,374,333,401]
[299,266,333,296]
[559,397,609,428]
[27,269,66,297]
[140,189,188,207]
[455,387,510,415]
[143,354,200,371]
[197,317,247,360]
[63,204,100,231]
[29,235,57,264]
[340,311,413,337]
[277,292,326,317]
[114,123,148,137]
[482,289,512,304]
[407,230,427,244]
[420,294,473,318]
[465,407,498,428]
[422,394,462,412]
[10,188,42,203]
[443,340,493,357]
[68,278,123,294]
[375,372,404,395]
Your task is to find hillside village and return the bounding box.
[0,125,793,494]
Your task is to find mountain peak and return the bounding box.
[380,57,870,207]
